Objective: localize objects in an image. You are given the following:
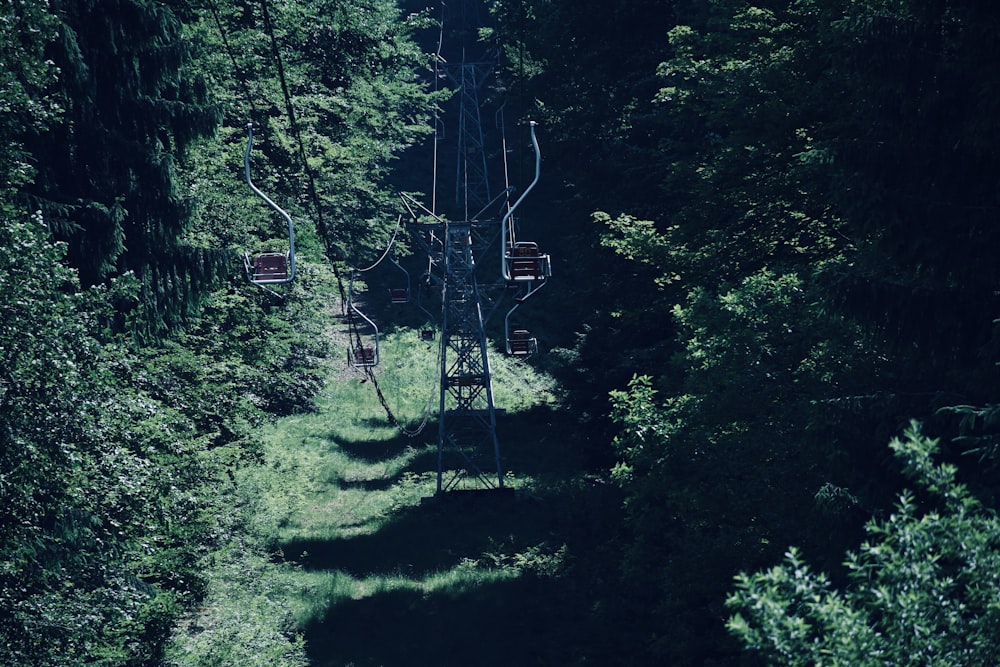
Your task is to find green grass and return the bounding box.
[270,327,585,664]
[172,323,605,666]
[163,538,310,667]
[246,324,562,538]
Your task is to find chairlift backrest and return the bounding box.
[253,253,289,282]
[353,346,377,367]
[510,242,539,257]
[507,242,551,281]
[507,329,536,356]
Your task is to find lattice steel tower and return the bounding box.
[399,0,548,496]
[434,218,504,493]
[446,57,495,218]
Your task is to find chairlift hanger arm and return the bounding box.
[514,278,547,304]
[245,122,296,284]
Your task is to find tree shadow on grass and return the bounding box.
[278,492,552,577]
[495,404,602,480]
[292,402,629,665]
[282,403,608,576]
[332,477,400,493]
[304,570,604,667]
[331,424,438,468]
[328,432,440,479]
[328,401,591,479]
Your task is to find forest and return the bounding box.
[3,0,1000,665]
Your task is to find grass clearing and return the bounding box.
[174,319,604,666]
[247,324,561,542]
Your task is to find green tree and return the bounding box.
[591,3,1000,659]
[24,0,224,337]
[607,269,875,662]
[0,1,61,208]
[0,213,196,665]
[491,0,681,213]
[183,0,438,268]
[0,217,302,666]
[728,423,1000,665]
[820,1,1000,397]
[2,2,442,664]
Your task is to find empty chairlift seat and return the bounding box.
[352,346,377,367]
[507,329,537,356]
[253,252,289,282]
[390,287,409,304]
[506,242,551,281]
[244,124,296,288]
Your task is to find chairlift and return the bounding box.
[389,256,410,304]
[244,123,295,287]
[415,269,440,342]
[500,122,550,284]
[506,241,552,282]
[506,328,537,356]
[347,303,380,368]
[504,298,542,357]
[347,271,380,368]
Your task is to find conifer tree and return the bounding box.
[25,0,224,336]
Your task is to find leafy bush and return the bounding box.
[728,423,1000,665]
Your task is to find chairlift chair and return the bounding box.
[415,270,440,342]
[349,345,377,367]
[504,299,541,357]
[244,123,296,288]
[347,307,380,369]
[500,122,550,285]
[347,271,380,368]
[505,241,552,282]
[250,252,289,282]
[389,254,410,303]
[506,328,537,356]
